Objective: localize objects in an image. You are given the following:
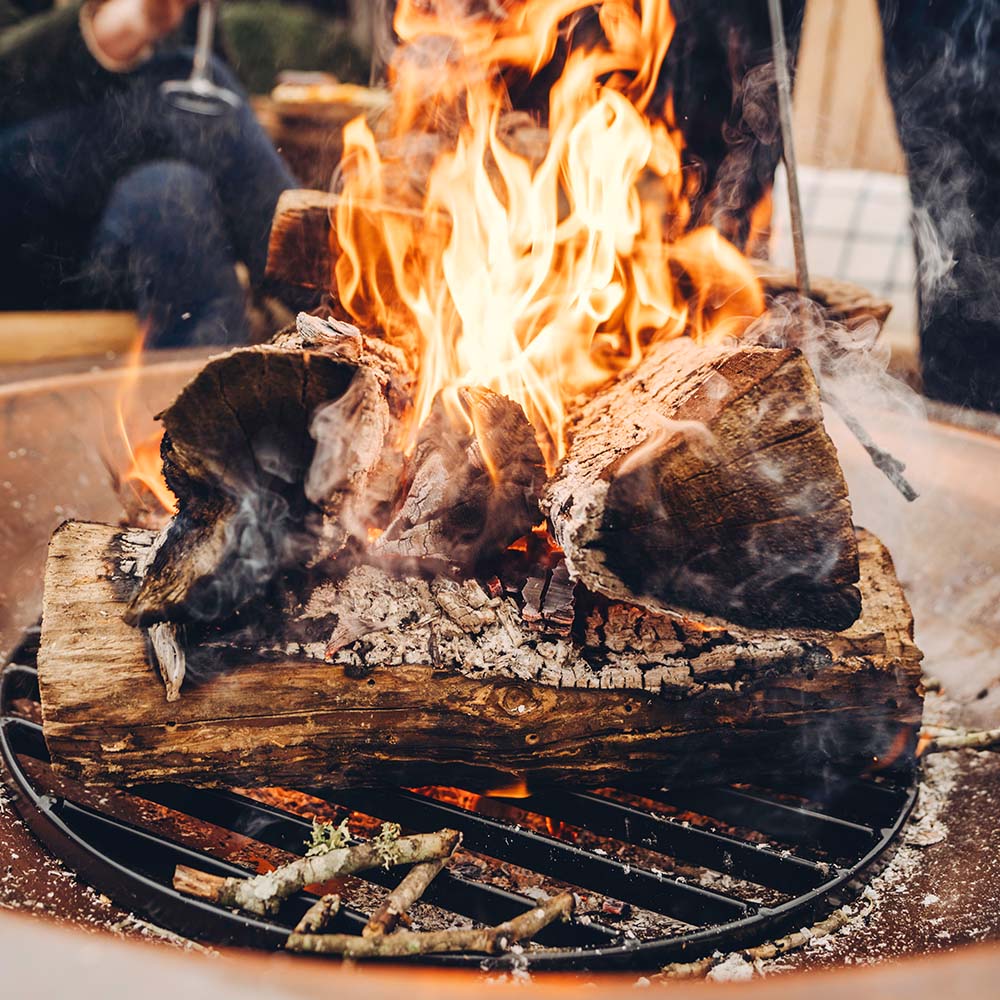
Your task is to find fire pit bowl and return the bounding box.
[0,358,998,993]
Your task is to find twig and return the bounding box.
[837,408,918,502]
[919,727,1000,755]
[173,828,460,916]
[921,676,942,693]
[295,894,341,934]
[287,891,574,958]
[656,894,875,980]
[363,832,461,937]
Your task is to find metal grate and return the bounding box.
[1,627,918,971]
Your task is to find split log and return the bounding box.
[38,522,923,791]
[127,315,411,628]
[372,385,546,572]
[265,190,892,332]
[544,336,861,629]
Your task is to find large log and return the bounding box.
[38,522,923,791]
[544,336,861,629]
[264,189,893,327]
[126,315,412,628]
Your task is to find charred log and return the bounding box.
[126,315,409,627]
[372,386,546,572]
[543,336,861,630]
[38,522,922,791]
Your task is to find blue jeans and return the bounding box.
[0,51,295,347]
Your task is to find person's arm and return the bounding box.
[0,0,195,127]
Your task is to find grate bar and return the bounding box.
[652,787,876,859]
[136,783,616,947]
[321,787,752,926]
[501,790,829,895]
[1,663,39,702]
[763,776,910,829]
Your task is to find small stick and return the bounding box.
[837,409,919,502]
[295,893,341,934]
[363,832,461,938]
[919,727,1000,755]
[656,894,874,980]
[287,891,574,958]
[173,828,460,916]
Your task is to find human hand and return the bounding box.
[89,0,199,67]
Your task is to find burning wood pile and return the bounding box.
[38,0,922,795]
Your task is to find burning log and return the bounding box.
[37,522,922,791]
[265,190,893,331]
[372,385,546,572]
[126,315,411,628]
[544,336,861,629]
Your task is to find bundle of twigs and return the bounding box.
[173,820,574,958]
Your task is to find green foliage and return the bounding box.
[305,817,351,857]
[220,2,368,95]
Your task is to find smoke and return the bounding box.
[615,413,719,479]
[744,295,925,437]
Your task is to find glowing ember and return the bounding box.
[333,0,764,466]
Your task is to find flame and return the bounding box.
[333,0,763,466]
[114,329,178,518]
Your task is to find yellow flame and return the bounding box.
[114,328,178,517]
[333,0,764,467]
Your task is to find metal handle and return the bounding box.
[767,0,810,295]
[189,0,219,85]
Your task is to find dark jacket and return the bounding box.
[0,1,128,127]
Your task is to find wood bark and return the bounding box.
[126,314,411,628]
[544,336,861,629]
[38,522,922,792]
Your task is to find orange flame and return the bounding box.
[114,330,178,518]
[333,0,763,466]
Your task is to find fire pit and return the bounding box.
[2,0,999,988]
[1,359,998,987]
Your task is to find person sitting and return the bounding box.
[0,0,296,347]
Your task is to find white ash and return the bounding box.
[706,953,755,982]
[291,562,833,695]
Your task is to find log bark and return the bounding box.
[38,522,922,791]
[127,315,411,628]
[544,336,861,629]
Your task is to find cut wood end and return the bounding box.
[173,865,227,901]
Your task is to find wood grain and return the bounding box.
[38,522,923,791]
[544,336,861,629]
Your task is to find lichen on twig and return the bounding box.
[305,818,351,857]
[372,821,403,869]
[173,827,460,916]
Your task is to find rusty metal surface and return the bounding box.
[0,360,998,991]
